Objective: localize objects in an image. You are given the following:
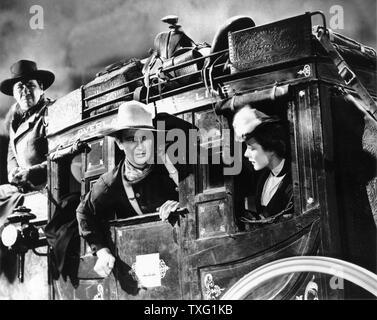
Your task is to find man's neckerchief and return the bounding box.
[124,157,153,184]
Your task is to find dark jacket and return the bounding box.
[44,192,81,280]
[76,160,178,253]
[7,98,53,187]
[255,160,293,218]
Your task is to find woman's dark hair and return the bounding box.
[247,122,289,159]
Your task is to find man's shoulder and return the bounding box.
[92,162,122,195]
[44,97,55,107]
[38,98,55,115]
[6,103,19,121]
[149,163,175,181]
[7,103,22,133]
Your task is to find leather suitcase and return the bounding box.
[228,13,376,73]
[83,59,144,116]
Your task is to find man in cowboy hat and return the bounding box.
[232,105,293,221]
[0,59,55,195]
[76,100,182,278]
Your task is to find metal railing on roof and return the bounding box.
[81,49,229,117]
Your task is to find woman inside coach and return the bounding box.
[232,105,293,221]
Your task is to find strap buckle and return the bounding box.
[339,65,356,85]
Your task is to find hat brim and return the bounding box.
[153,112,198,132]
[98,112,195,138]
[0,70,55,96]
[98,125,164,137]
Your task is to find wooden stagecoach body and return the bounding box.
[0,12,375,300]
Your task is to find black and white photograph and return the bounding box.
[0,0,376,303]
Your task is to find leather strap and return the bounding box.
[163,154,179,187]
[121,153,179,216]
[160,152,179,187]
[121,166,143,216]
[132,86,147,102]
[316,28,377,122]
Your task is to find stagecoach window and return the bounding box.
[195,109,226,192]
[87,140,103,168]
[234,104,297,228]
[85,139,104,172]
[56,154,82,198]
[113,137,124,166]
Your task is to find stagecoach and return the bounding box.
[0,12,376,300]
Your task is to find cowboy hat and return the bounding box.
[99,100,159,137]
[153,112,197,133]
[232,105,281,142]
[0,60,55,96]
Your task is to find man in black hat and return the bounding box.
[0,59,55,198]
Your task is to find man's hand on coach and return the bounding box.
[94,247,115,278]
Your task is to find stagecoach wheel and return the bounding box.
[221,256,377,300]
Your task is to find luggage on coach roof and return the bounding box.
[83,58,144,116]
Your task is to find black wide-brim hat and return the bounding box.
[0,60,55,96]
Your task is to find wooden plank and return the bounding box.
[48,113,116,150]
[48,89,82,135]
[198,219,319,300]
